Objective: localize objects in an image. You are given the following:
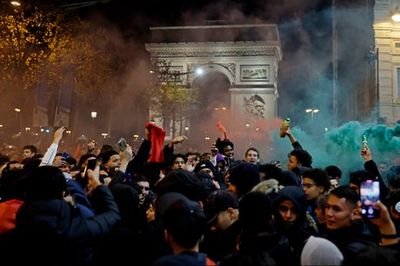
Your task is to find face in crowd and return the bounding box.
[172,156,186,170]
[105,154,121,172]
[325,194,358,230]
[278,199,298,228]
[223,145,234,160]
[287,155,299,171]
[23,148,36,160]
[245,148,259,165]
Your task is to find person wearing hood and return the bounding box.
[273,186,317,266]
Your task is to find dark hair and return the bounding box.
[325,165,342,179]
[239,191,274,234]
[302,168,331,193]
[133,174,150,183]
[78,153,97,168]
[0,168,26,201]
[329,186,360,208]
[156,170,206,202]
[99,144,113,156]
[259,163,282,181]
[215,137,234,152]
[349,170,374,187]
[23,145,37,154]
[23,166,67,201]
[162,199,207,248]
[169,153,187,167]
[101,150,119,164]
[288,149,312,168]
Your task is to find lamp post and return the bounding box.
[90,111,97,138]
[305,108,319,119]
[367,47,380,122]
[14,107,21,133]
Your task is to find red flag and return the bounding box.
[145,122,166,163]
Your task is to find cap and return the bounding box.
[193,160,215,175]
[155,192,200,220]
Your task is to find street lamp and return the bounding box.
[10,1,21,6]
[14,107,21,133]
[195,68,204,75]
[305,108,319,119]
[90,111,97,137]
[91,111,97,119]
[391,6,400,22]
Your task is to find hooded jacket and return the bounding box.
[0,185,120,266]
[273,186,317,265]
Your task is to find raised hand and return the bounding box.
[53,126,65,144]
[171,135,188,145]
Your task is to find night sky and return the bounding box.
[80,0,333,119]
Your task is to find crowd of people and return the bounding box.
[1,121,400,266]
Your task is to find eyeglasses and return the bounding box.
[138,186,150,191]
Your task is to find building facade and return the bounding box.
[375,0,400,124]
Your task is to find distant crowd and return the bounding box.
[1,122,400,266]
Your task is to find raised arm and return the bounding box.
[285,127,303,150]
[361,142,388,201]
[125,127,152,177]
[40,127,65,166]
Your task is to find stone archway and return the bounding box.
[145,23,282,144]
[190,71,231,141]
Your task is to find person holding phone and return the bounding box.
[325,186,378,261]
[359,139,389,202]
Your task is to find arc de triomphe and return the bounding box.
[145,23,282,139]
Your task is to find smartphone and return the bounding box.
[360,179,380,219]
[83,158,97,179]
[87,158,97,170]
[117,138,128,151]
